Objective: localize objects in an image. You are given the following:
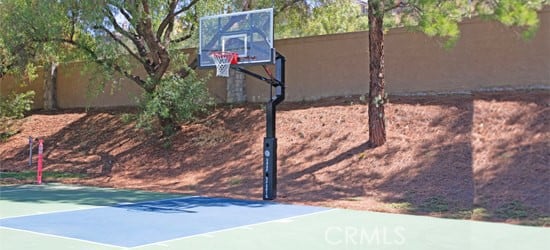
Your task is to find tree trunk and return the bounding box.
[44,62,58,110]
[159,115,178,137]
[368,1,386,147]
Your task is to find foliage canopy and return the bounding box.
[0,0,230,136]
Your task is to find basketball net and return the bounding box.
[209,52,238,77]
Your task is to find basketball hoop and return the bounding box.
[209,51,238,77]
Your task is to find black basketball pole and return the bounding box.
[263,53,285,200]
[234,52,285,200]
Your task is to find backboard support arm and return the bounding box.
[233,52,285,200]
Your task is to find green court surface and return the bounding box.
[1,184,548,250]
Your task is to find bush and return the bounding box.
[0,90,35,119]
[136,73,213,134]
[0,90,35,140]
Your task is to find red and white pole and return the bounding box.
[37,139,44,185]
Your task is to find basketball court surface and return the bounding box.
[0,183,548,250]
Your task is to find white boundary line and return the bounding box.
[132,208,338,249]
[0,226,125,249]
[0,206,102,220]
[0,196,201,220]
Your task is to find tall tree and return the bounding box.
[367,0,387,146]
[262,0,545,146]
[0,0,314,135]
[0,0,230,136]
[365,0,545,146]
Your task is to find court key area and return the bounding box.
[0,184,548,250]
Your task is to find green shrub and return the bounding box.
[0,90,35,119]
[136,73,213,133]
[0,90,35,141]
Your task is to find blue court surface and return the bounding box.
[1,196,326,247]
[1,184,549,250]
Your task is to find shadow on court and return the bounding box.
[0,185,276,213]
[115,196,272,214]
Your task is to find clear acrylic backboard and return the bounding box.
[198,8,275,68]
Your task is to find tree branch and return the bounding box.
[137,0,162,66]
[170,23,195,44]
[276,0,303,17]
[34,37,150,92]
[241,0,251,11]
[136,0,171,83]
[156,0,179,42]
[171,34,192,44]
[157,0,200,45]
[384,1,407,13]
[173,0,200,16]
[93,25,146,66]
[103,7,148,58]
[69,9,77,41]
[115,5,133,22]
[176,58,197,79]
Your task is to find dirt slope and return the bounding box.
[1,90,548,225]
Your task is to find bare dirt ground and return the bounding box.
[1,90,549,226]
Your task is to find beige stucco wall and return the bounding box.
[0,72,45,109]
[1,8,548,108]
[384,10,549,94]
[55,62,145,108]
[247,32,371,102]
[246,7,550,102]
